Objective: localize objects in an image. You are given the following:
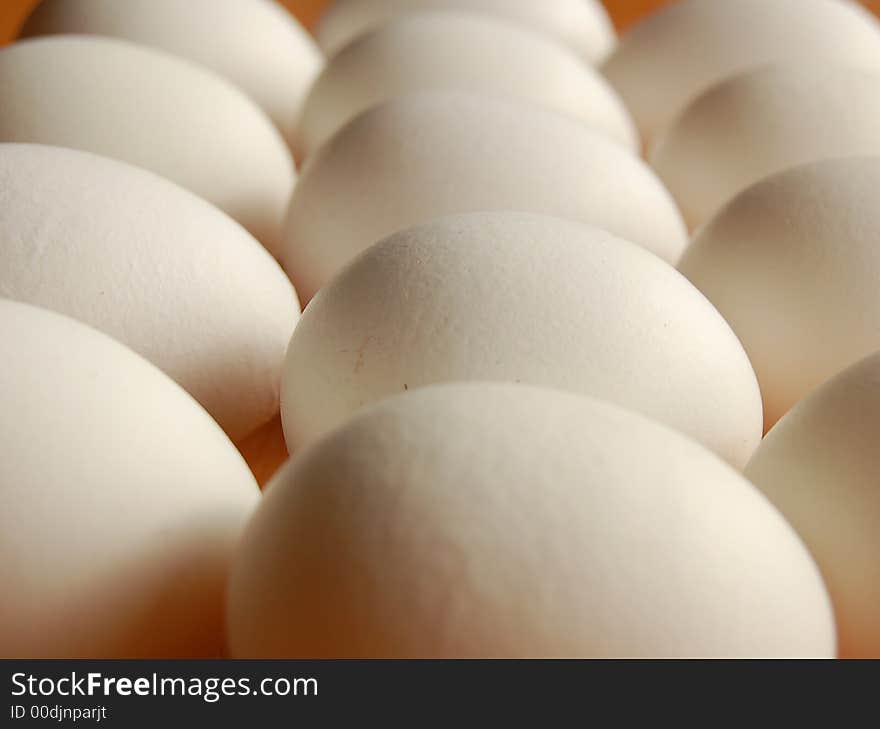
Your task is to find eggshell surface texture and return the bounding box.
[19,0,323,150]
[0,144,299,441]
[745,353,880,659]
[232,383,834,658]
[283,92,687,301]
[0,36,294,257]
[280,212,762,467]
[650,65,880,230]
[678,157,880,429]
[296,11,637,160]
[0,300,260,658]
[315,0,616,63]
[602,0,880,145]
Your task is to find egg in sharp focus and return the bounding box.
[745,352,880,659]
[602,0,880,147]
[280,211,762,468]
[18,0,323,151]
[230,383,834,658]
[0,300,260,658]
[283,91,686,302]
[314,0,616,64]
[0,143,299,442]
[0,35,294,257]
[294,10,637,162]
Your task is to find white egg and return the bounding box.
[280,212,762,467]
[745,352,880,659]
[231,383,833,658]
[19,0,323,150]
[315,0,616,64]
[295,11,637,161]
[0,36,294,257]
[283,92,687,301]
[0,143,299,441]
[602,0,880,146]
[678,156,880,429]
[650,65,880,230]
[0,300,260,658]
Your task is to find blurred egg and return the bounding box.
[0,36,293,257]
[0,143,299,441]
[280,212,762,467]
[745,352,880,659]
[678,156,880,429]
[650,65,880,229]
[602,0,880,146]
[230,383,833,658]
[283,91,687,301]
[315,0,616,63]
[19,0,322,150]
[0,300,260,658]
[295,11,637,161]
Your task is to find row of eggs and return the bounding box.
[4,289,877,657]
[0,0,878,657]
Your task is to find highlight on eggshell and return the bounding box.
[0,143,300,442]
[294,10,638,161]
[650,64,880,230]
[18,0,323,151]
[0,300,260,658]
[282,91,687,303]
[0,35,294,257]
[280,211,762,468]
[314,0,616,64]
[745,351,880,659]
[602,0,880,146]
[231,383,834,658]
[678,156,880,430]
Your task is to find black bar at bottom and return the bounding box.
[2,659,876,726]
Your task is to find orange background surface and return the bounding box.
[2,0,879,486]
